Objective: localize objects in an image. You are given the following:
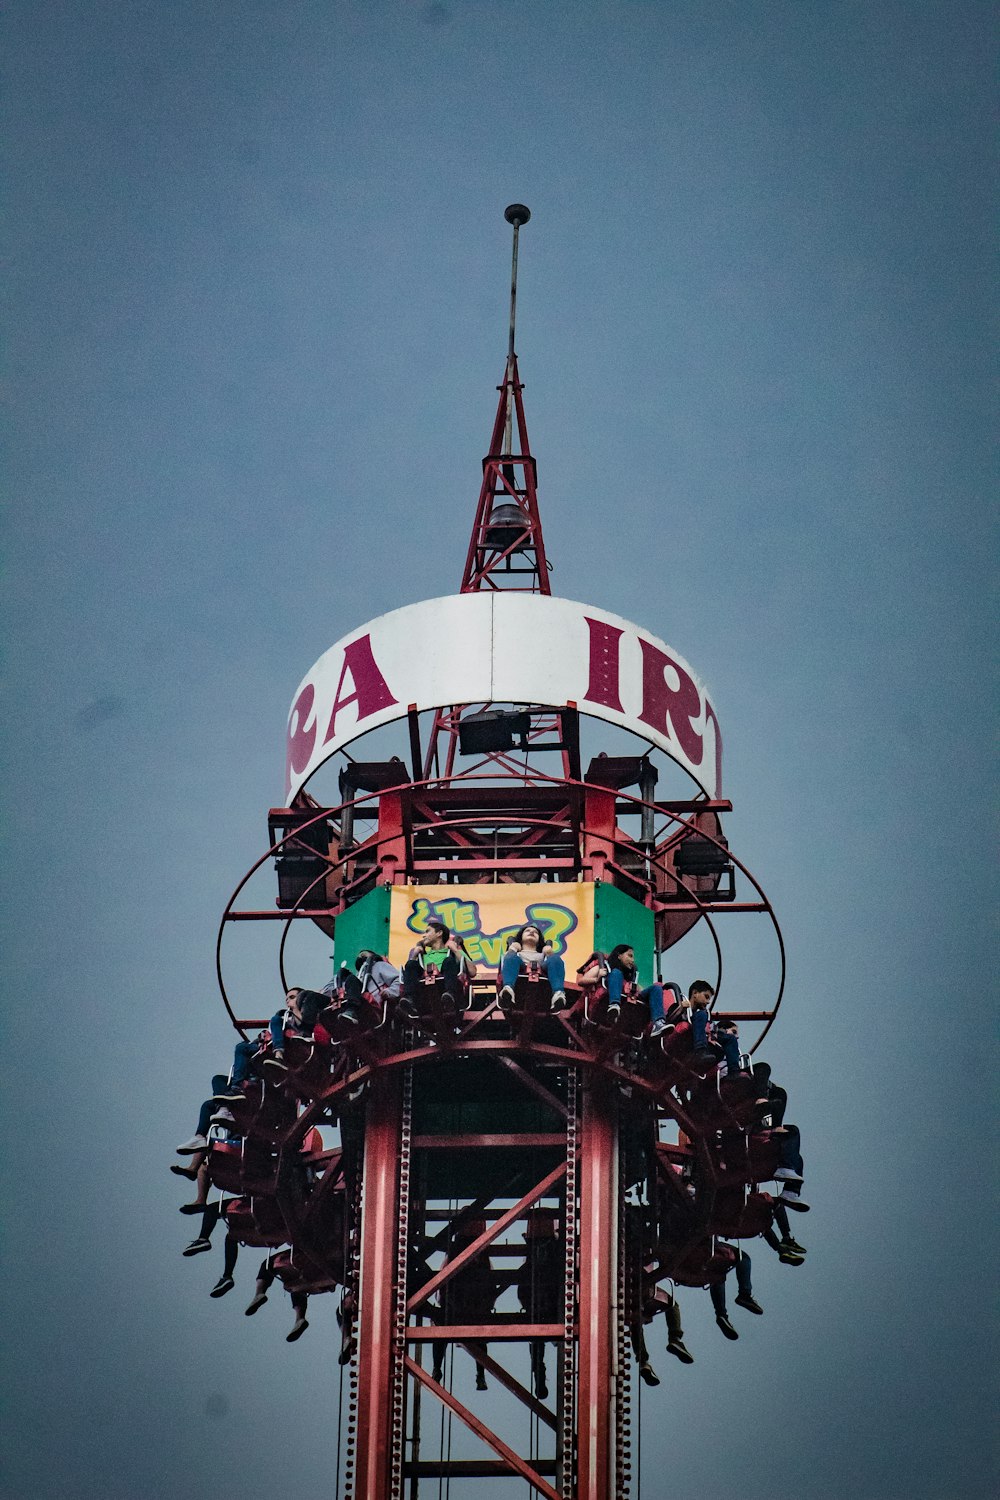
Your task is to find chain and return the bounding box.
[616,1114,632,1499]
[389,1065,414,1498]
[560,1066,579,1500]
[342,1142,365,1500]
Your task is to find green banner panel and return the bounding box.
[332,884,392,976]
[593,881,655,985]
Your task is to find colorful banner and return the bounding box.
[388,882,596,975]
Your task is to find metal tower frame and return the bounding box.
[202,208,792,1500]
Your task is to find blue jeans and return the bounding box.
[607,971,665,1021]
[500,951,566,991]
[197,1075,230,1135]
[779,1125,804,1177]
[692,1005,710,1048]
[231,1039,262,1085]
[717,1033,743,1075]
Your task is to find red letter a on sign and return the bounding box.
[324,635,398,745]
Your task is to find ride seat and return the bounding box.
[405,970,471,1024]
[582,984,648,1037]
[208,1141,279,1196]
[498,967,572,1017]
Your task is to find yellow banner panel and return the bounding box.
[388,883,595,974]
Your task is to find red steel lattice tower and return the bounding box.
[208,207,791,1500]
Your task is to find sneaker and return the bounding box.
[263,1056,287,1073]
[606,1002,621,1021]
[667,1339,694,1364]
[536,1379,549,1400]
[176,1135,208,1155]
[499,985,516,1008]
[336,1009,359,1025]
[735,1292,763,1315]
[209,1109,236,1128]
[475,1371,488,1391]
[179,1201,206,1215]
[431,1365,445,1383]
[212,1089,245,1104]
[778,1188,810,1212]
[210,1275,235,1298]
[639,1361,660,1387]
[183,1238,212,1256]
[715,1314,739,1340]
[286,1316,309,1342]
[778,1249,806,1265]
[773,1166,804,1182]
[781,1236,807,1255]
[649,1018,670,1038]
[170,1163,199,1181]
[549,990,566,1011]
[245,1292,268,1316]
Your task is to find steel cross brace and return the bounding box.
[404,1358,561,1500]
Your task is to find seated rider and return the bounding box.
[713,1017,750,1078]
[498,922,567,1011]
[516,1209,562,1399]
[709,1246,762,1340]
[432,1217,498,1391]
[211,986,326,1100]
[245,1254,311,1343]
[577,944,670,1035]
[325,950,401,1023]
[772,1122,810,1212]
[401,918,477,1014]
[661,979,716,1058]
[175,1072,240,1157]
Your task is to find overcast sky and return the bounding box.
[3,3,996,1498]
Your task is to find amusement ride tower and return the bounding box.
[206,206,794,1499]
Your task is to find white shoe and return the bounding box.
[209,1109,235,1128]
[773,1166,803,1182]
[176,1134,208,1155]
[778,1188,810,1211]
[499,985,515,1007]
[550,990,566,1011]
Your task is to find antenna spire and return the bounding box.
[503,203,530,452]
[505,202,530,362]
[458,204,549,596]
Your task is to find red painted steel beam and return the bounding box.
[577,1076,618,1500]
[405,1460,559,1477]
[455,1341,558,1428]
[410,1133,566,1149]
[353,1071,402,1500]
[407,1161,567,1312]
[406,1323,565,1340]
[405,1358,561,1500]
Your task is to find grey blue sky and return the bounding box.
[3,3,996,1498]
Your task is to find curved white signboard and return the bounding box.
[285,593,722,801]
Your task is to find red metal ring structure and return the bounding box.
[216,769,785,1050]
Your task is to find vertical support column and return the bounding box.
[576,1076,618,1500]
[353,1071,403,1500]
